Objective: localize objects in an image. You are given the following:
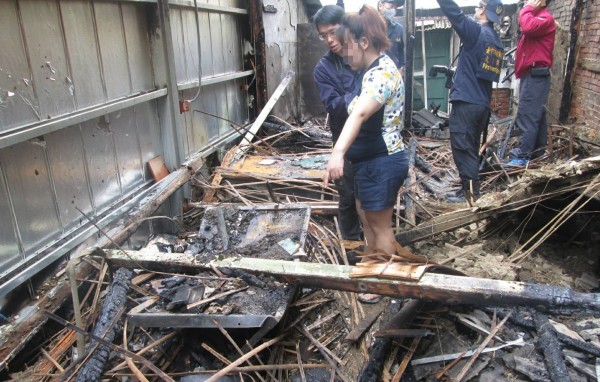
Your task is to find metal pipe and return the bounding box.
[421,19,428,108]
[404,0,416,130]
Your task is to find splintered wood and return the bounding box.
[6,116,600,382]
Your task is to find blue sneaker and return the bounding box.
[503,158,528,168]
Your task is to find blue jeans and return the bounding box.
[352,150,409,211]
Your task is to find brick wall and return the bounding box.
[491,88,511,118]
[550,0,575,27]
[569,1,600,130]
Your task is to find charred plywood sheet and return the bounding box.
[123,205,310,335]
[225,153,328,180]
[194,204,310,259]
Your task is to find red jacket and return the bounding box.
[514,5,556,79]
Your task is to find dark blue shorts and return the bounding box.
[352,150,409,211]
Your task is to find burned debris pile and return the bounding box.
[2,115,600,382]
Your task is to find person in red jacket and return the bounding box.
[506,0,556,167]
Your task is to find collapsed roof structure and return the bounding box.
[1,0,600,380]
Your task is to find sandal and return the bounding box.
[357,293,383,304]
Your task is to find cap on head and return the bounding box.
[380,0,405,6]
[479,0,504,24]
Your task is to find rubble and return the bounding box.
[3,115,600,382]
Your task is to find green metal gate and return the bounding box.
[413,29,452,112]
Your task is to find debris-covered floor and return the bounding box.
[3,114,600,381]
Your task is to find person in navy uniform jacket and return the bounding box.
[313,5,362,241]
[436,0,504,203]
[378,0,405,70]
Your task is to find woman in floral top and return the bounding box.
[323,4,408,259]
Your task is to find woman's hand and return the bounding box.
[323,149,345,186]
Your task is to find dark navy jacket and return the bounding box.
[313,51,356,142]
[386,21,405,69]
[436,0,503,107]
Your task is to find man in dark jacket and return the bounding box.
[436,0,504,203]
[378,0,405,70]
[506,0,555,166]
[313,5,362,241]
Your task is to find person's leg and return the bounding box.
[334,157,362,240]
[354,199,374,252]
[447,103,487,201]
[515,74,549,159]
[533,77,551,158]
[354,201,394,303]
[449,103,487,182]
[362,207,396,255]
[354,152,407,304]
[353,151,407,253]
[532,109,548,159]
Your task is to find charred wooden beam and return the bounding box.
[534,313,571,382]
[97,249,600,314]
[76,267,132,382]
[486,307,600,358]
[0,149,207,372]
[248,0,268,112]
[359,300,424,382]
[396,169,600,245]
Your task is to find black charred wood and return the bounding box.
[415,155,441,181]
[557,332,600,358]
[218,268,267,289]
[359,300,423,382]
[534,313,571,382]
[415,173,438,196]
[75,267,132,382]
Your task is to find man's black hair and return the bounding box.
[313,5,344,28]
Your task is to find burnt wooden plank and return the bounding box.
[345,308,383,342]
[224,154,326,180]
[397,158,600,245]
[97,249,600,313]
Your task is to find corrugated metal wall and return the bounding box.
[171,1,250,155]
[0,0,251,296]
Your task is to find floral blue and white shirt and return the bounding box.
[346,54,405,163]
